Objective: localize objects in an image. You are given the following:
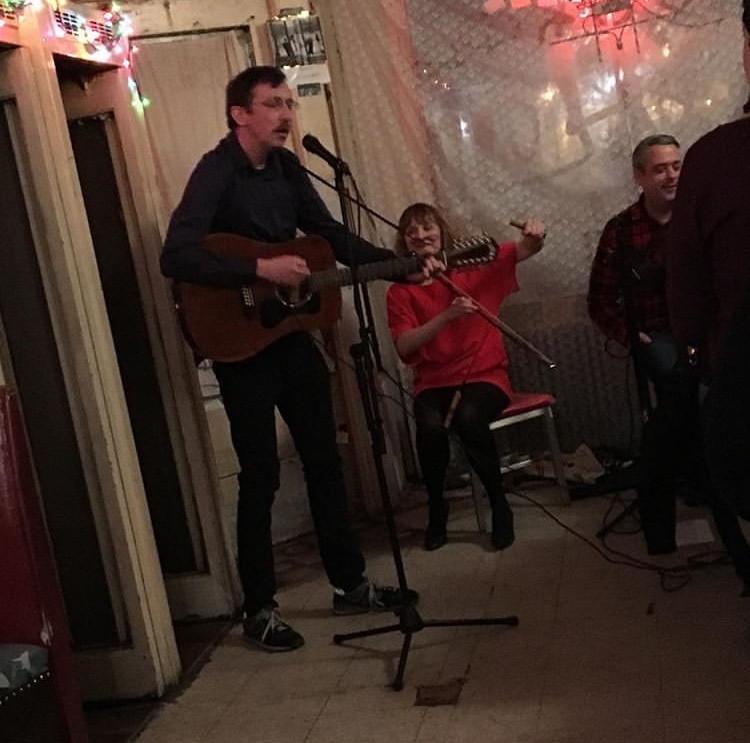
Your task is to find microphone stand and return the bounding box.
[595,219,652,539]
[311,154,518,692]
[301,162,398,228]
[594,327,650,538]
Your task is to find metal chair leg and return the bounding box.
[543,406,570,504]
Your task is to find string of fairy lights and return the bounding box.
[0,0,149,111]
[0,0,35,11]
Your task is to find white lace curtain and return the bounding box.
[314,0,747,453]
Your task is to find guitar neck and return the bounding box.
[304,234,494,293]
[309,256,422,292]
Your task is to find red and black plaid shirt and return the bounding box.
[587,196,671,347]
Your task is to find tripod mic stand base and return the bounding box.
[596,498,640,540]
[333,604,519,691]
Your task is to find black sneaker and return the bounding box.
[491,497,515,551]
[243,606,305,652]
[332,581,419,615]
[424,501,449,551]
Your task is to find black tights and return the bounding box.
[414,382,510,509]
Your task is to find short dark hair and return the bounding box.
[743,0,750,35]
[225,66,287,129]
[631,134,680,172]
[394,203,455,257]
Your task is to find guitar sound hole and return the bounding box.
[259,292,322,329]
[276,283,312,308]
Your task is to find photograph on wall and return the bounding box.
[268,15,326,67]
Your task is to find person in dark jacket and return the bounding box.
[588,134,690,556]
[162,66,426,651]
[666,2,750,590]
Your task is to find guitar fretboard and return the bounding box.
[306,234,495,293]
[308,256,421,292]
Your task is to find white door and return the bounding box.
[60,69,238,624]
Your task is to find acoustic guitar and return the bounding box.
[174,232,495,362]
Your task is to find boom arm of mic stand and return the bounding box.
[434,274,557,369]
[297,161,398,230]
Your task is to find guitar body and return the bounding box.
[174,234,342,362]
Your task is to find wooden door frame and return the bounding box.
[1,14,183,699]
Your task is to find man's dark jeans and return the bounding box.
[213,332,366,616]
[636,332,750,581]
[635,331,698,552]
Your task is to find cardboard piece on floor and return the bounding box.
[415,678,465,706]
[675,518,715,547]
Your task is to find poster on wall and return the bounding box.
[268,14,326,67]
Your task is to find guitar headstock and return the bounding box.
[441,233,497,270]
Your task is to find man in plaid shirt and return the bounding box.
[587,135,750,590]
[588,134,688,556]
[588,135,677,350]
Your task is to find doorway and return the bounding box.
[68,112,198,577]
[0,98,120,651]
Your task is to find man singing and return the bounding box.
[162,66,423,651]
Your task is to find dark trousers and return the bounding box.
[213,333,365,616]
[700,385,750,582]
[704,287,750,522]
[414,382,510,508]
[636,334,750,580]
[635,333,699,551]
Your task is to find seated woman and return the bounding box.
[386,203,545,551]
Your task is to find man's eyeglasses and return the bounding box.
[259,97,299,111]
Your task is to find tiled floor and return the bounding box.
[85,619,234,743]
[131,483,750,743]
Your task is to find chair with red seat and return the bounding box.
[470,391,569,532]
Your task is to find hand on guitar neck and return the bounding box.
[405,254,446,284]
[256,254,311,287]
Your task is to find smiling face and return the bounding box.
[634,144,682,211]
[403,217,443,257]
[395,203,453,258]
[230,81,295,164]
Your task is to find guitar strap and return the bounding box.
[171,282,206,365]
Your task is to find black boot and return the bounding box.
[490,495,515,550]
[424,500,449,551]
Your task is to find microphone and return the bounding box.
[302,134,350,173]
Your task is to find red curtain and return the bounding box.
[0,386,88,742]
